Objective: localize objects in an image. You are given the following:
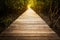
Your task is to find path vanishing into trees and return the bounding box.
[0,8,60,40]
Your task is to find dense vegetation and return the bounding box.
[0,0,28,32]
[32,0,59,29]
[35,0,59,29]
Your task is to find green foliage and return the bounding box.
[0,17,12,27]
[5,0,28,10]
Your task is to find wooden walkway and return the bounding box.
[0,8,60,40]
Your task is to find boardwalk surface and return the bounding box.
[0,8,60,40]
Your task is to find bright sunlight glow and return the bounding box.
[27,0,35,8]
[27,4,31,8]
